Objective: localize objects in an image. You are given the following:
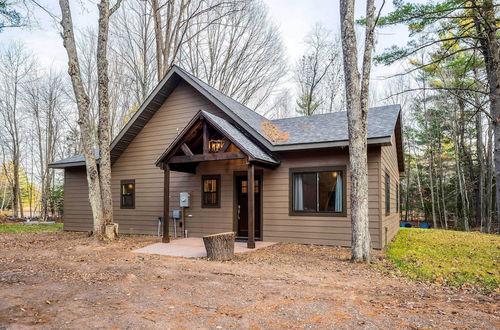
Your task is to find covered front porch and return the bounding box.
[155,110,279,248]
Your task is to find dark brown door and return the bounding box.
[236,175,261,239]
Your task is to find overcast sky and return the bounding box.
[0,0,409,105]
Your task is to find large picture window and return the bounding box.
[202,175,220,208]
[290,167,345,216]
[120,180,135,209]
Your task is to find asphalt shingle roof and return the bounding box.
[270,105,400,145]
[202,111,277,164]
[50,66,401,168]
[48,150,99,168]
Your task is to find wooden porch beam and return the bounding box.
[203,120,208,154]
[162,165,170,243]
[247,163,255,249]
[169,152,246,164]
[218,138,231,153]
[180,143,194,156]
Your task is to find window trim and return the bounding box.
[201,175,221,208]
[289,166,347,217]
[120,179,135,209]
[385,172,391,216]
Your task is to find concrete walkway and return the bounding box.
[133,237,276,258]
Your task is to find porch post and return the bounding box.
[162,164,170,243]
[247,162,255,249]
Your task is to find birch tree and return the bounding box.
[340,0,381,262]
[0,42,34,218]
[24,69,66,221]
[59,0,122,239]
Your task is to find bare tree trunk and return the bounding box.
[486,123,494,233]
[97,0,120,230]
[59,0,121,238]
[476,111,485,231]
[340,0,379,262]
[429,146,437,228]
[404,140,412,223]
[413,145,426,223]
[474,0,500,231]
[11,80,21,219]
[59,0,105,236]
[453,119,470,231]
[437,136,448,229]
[151,0,164,81]
[0,179,6,213]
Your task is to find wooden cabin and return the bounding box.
[50,65,404,249]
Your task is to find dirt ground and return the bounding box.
[0,232,498,329]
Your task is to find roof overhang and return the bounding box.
[271,136,392,151]
[394,112,405,173]
[48,161,86,169]
[156,110,279,173]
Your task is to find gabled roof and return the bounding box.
[202,111,278,164]
[49,65,403,170]
[156,110,279,166]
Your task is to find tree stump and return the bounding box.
[104,223,119,240]
[203,232,236,261]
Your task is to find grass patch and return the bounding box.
[386,228,499,293]
[0,223,63,234]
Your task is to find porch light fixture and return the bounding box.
[208,139,224,153]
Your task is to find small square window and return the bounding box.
[120,180,135,209]
[202,175,220,208]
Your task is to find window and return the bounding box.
[202,175,220,208]
[120,180,135,209]
[290,167,345,216]
[385,173,391,215]
[240,180,259,194]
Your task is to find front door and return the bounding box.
[235,175,261,239]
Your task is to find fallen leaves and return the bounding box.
[261,121,289,143]
[0,231,498,329]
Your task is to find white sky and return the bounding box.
[1,0,410,105]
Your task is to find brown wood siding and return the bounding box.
[380,134,400,247]
[262,148,382,248]
[60,80,401,249]
[169,159,247,237]
[63,166,92,232]
[111,81,229,235]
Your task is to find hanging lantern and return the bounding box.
[208,139,224,153]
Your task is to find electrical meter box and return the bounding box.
[179,192,190,208]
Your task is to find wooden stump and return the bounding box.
[203,232,236,261]
[105,223,119,240]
